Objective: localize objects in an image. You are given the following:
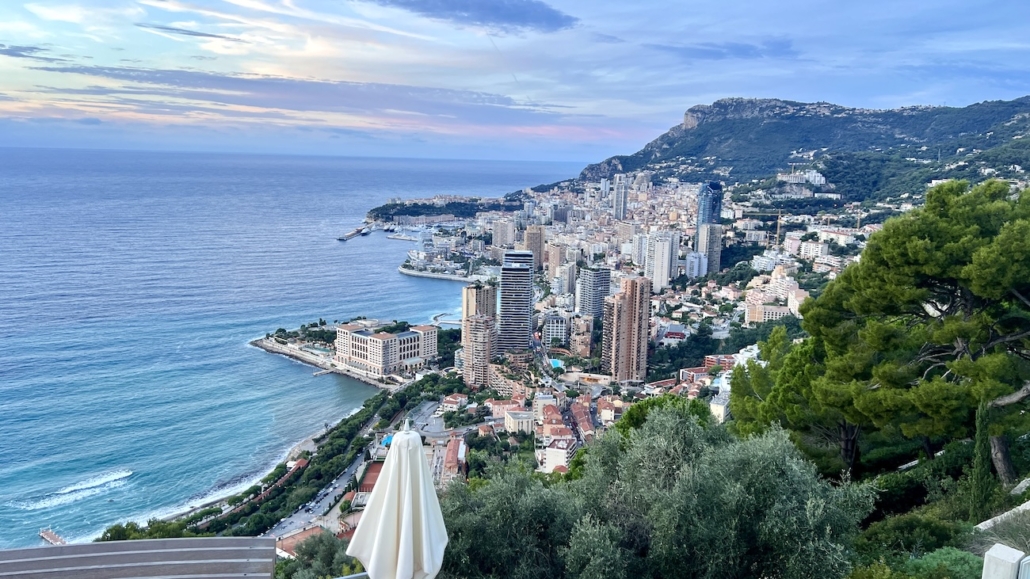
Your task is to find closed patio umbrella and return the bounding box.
[346,421,447,579]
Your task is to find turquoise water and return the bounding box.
[0,150,581,548]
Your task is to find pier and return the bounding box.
[38,527,66,546]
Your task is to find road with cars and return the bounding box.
[264,450,364,539]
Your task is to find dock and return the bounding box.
[38,527,66,546]
[313,369,333,376]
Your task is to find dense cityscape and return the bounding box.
[3,0,1030,576]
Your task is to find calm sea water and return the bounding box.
[0,149,580,548]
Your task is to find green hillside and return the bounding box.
[581,96,1030,200]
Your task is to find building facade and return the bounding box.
[575,267,611,318]
[601,276,651,382]
[613,174,628,220]
[461,282,497,320]
[645,231,679,292]
[696,181,723,225]
[497,251,534,353]
[696,223,723,274]
[335,324,438,376]
[524,225,546,271]
[462,314,496,389]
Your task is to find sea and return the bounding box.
[0,149,581,548]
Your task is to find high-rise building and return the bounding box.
[525,225,546,271]
[631,233,649,268]
[493,219,516,247]
[601,276,651,382]
[462,314,496,390]
[616,222,639,241]
[461,283,497,320]
[560,263,576,294]
[575,267,611,318]
[685,251,709,278]
[497,250,534,353]
[645,231,679,292]
[613,174,628,220]
[546,242,565,278]
[697,223,723,274]
[696,182,724,225]
[542,312,569,347]
[600,178,610,199]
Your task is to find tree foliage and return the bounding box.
[275,531,363,579]
[800,180,1030,479]
[439,409,874,579]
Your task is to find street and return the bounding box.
[264,453,364,539]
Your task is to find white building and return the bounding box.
[645,231,679,292]
[542,313,569,347]
[335,324,438,376]
[799,241,829,259]
[685,251,708,278]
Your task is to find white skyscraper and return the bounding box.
[498,250,534,353]
[631,233,649,267]
[645,231,679,292]
[575,267,611,318]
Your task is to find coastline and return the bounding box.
[156,406,363,526]
[249,338,399,391]
[397,267,489,283]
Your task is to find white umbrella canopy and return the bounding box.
[346,422,448,579]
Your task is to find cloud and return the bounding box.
[647,39,798,61]
[29,64,569,126]
[360,0,577,33]
[591,33,623,44]
[190,55,217,61]
[0,44,66,62]
[135,23,247,42]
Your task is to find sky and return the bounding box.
[1,0,1030,161]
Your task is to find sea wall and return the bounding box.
[250,338,397,391]
[396,267,488,283]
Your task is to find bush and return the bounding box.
[902,547,981,579]
[857,513,969,562]
[872,472,928,521]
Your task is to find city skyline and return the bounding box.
[1,0,1029,160]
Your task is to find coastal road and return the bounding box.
[265,453,365,539]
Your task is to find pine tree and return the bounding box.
[970,399,994,523]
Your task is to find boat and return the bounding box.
[337,227,364,241]
[360,227,371,236]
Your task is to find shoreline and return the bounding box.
[157,406,363,526]
[248,338,401,392]
[397,267,489,283]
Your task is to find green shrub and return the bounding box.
[848,561,912,579]
[902,547,981,579]
[872,472,928,521]
[857,513,968,562]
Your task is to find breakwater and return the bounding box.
[396,267,489,283]
[249,338,402,391]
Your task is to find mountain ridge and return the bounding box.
[579,96,1030,197]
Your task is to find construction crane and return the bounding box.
[739,209,783,247]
